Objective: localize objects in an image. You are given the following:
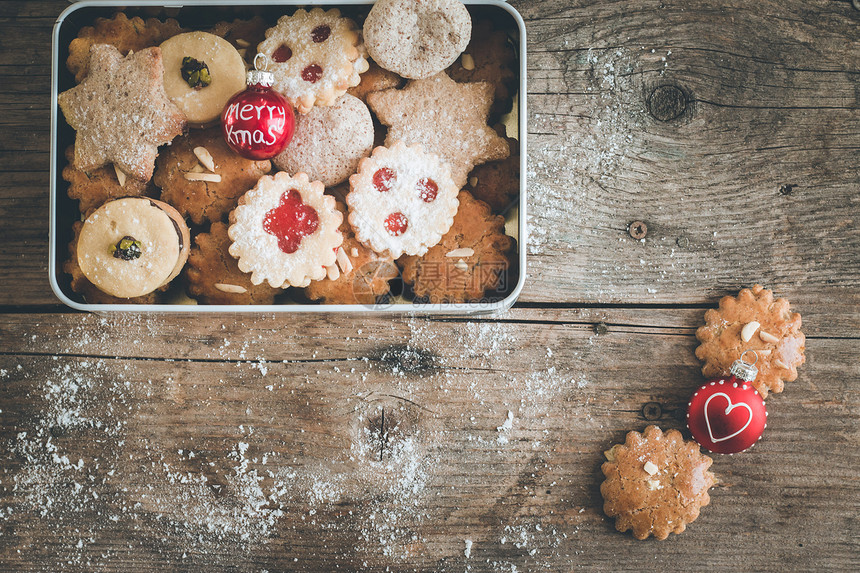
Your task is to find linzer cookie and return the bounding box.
[400,191,514,304]
[257,8,368,114]
[347,141,459,259]
[305,202,399,305]
[64,221,161,305]
[364,0,471,80]
[448,19,518,118]
[58,45,187,181]
[695,285,805,398]
[66,12,184,83]
[273,94,374,187]
[186,222,282,305]
[63,145,151,217]
[228,172,343,288]
[154,127,272,225]
[75,198,190,299]
[601,425,715,540]
[159,31,247,126]
[367,72,510,188]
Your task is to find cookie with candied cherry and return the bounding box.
[695,284,805,398]
[601,425,715,540]
[258,8,369,114]
[228,172,343,288]
[346,141,459,259]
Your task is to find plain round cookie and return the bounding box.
[160,31,247,125]
[364,0,471,80]
[76,198,190,299]
[272,94,373,187]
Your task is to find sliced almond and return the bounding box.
[184,172,222,183]
[350,247,359,258]
[113,165,127,187]
[454,259,469,271]
[237,48,247,59]
[326,264,340,281]
[604,445,620,462]
[759,330,779,344]
[193,146,216,173]
[214,283,247,294]
[647,479,662,491]
[335,247,353,274]
[773,359,788,370]
[469,176,479,188]
[643,461,658,475]
[740,321,760,342]
[756,349,772,356]
[446,248,475,258]
[235,38,251,48]
[461,53,476,71]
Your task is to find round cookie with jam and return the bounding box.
[257,8,368,114]
[160,31,247,125]
[228,172,343,288]
[347,141,460,259]
[75,198,190,299]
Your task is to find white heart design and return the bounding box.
[703,392,753,443]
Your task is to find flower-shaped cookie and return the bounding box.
[695,284,805,398]
[228,172,343,288]
[258,8,368,114]
[347,141,459,259]
[601,425,715,540]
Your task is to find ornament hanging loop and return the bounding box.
[254,53,269,72]
[740,349,758,366]
[730,350,759,383]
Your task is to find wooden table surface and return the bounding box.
[1,1,858,571]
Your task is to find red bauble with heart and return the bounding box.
[687,354,767,454]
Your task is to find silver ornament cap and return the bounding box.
[730,350,759,382]
[247,53,274,87]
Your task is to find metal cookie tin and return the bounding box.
[50,0,526,314]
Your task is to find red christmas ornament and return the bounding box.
[222,54,295,160]
[687,351,767,454]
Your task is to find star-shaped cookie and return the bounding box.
[367,72,510,188]
[58,44,187,182]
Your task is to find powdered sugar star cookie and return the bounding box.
[347,141,459,259]
[367,72,509,188]
[258,8,368,114]
[228,172,343,288]
[58,45,187,181]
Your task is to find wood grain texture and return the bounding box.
[0,310,857,572]
[0,0,858,571]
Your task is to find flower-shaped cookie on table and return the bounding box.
[695,284,805,398]
[601,425,715,540]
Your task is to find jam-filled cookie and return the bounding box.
[364,0,471,80]
[159,31,247,126]
[186,222,283,305]
[400,191,514,304]
[154,127,272,225]
[228,172,343,288]
[258,8,368,114]
[305,202,399,305]
[347,141,459,259]
[272,94,374,187]
[75,198,190,299]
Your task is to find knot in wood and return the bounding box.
[594,322,609,335]
[628,220,648,239]
[642,402,663,421]
[649,85,687,122]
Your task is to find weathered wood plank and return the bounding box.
[0,310,857,571]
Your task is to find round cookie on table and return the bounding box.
[74,197,190,299]
[257,8,368,114]
[154,127,272,225]
[346,141,459,259]
[305,202,399,305]
[67,12,184,83]
[601,425,715,540]
[228,172,343,288]
[272,93,374,187]
[400,191,515,304]
[695,284,805,398]
[186,222,283,305]
[64,221,161,305]
[62,145,152,217]
[363,0,471,80]
[159,31,247,126]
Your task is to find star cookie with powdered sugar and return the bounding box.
[58,44,187,182]
[367,72,510,188]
